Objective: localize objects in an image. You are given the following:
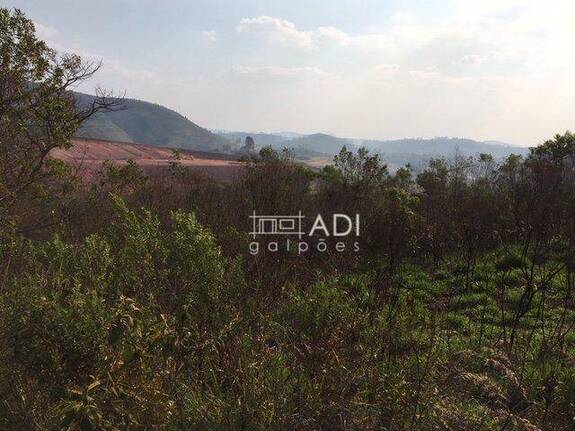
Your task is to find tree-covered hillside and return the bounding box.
[219,131,529,167]
[76,93,234,152]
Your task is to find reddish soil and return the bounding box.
[51,138,245,181]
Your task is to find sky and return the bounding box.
[3,0,575,146]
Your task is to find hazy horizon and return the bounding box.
[213,129,528,148]
[5,0,575,147]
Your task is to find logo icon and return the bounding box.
[248,211,360,255]
[250,211,305,239]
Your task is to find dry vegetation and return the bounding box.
[2,7,575,431]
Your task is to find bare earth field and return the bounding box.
[52,138,245,181]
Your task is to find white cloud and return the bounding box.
[389,11,415,24]
[224,6,575,144]
[236,16,397,52]
[353,33,396,52]
[235,4,575,78]
[202,30,217,42]
[236,16,315,50]
[231,65,336,80]
[27,2,575,146]
[315,26,352,46]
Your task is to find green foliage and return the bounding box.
[3,9,575,429]
[0,197,248,430]
[0,7,118,227]
[2,194,575,429]
[332,145,389,188]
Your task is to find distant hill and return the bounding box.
[75,93,233,153]
[363,137,529,159]
[218,131,288,148]
[218,131,530,171]
[75,94,529,162]
[220,132,527,159]
[276,133,350,155]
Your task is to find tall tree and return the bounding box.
[0,8,118,219]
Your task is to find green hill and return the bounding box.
[75,93,233,153]
[364,137,529,159]
[277,133,350,155]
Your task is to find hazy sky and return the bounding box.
[4,0,575,145]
